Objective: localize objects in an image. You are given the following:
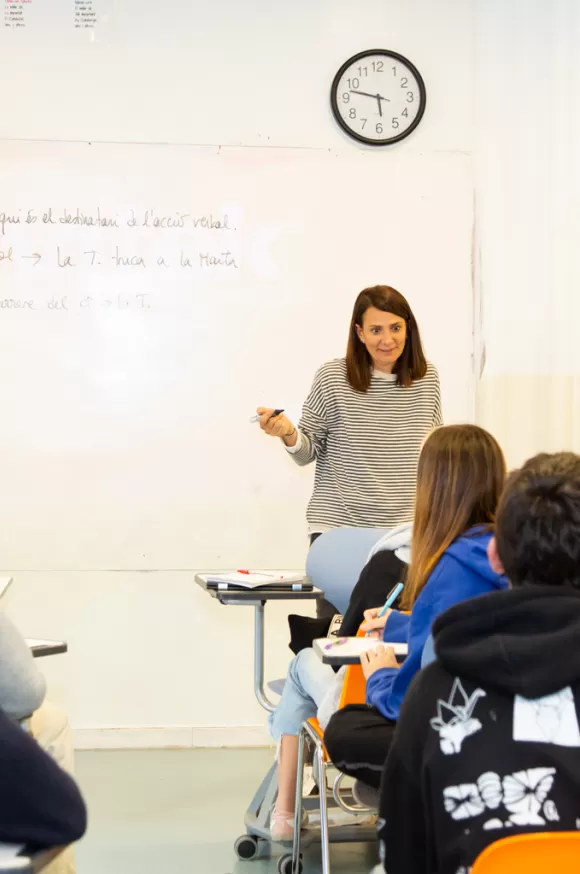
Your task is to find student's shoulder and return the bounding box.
[414,553,453,601]
[364,548,407,577]
[419,551,477,611]
[402,660,454,716]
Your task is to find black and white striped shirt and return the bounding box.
[287,358,442,531]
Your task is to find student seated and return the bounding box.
[379,451,580,874]
[323,424,508,790]
[0,705,86,849]
[0,608,78,874]
[268,523,412,841]
[0,607,74,762]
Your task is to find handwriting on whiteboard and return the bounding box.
[0,294,150,311]
[0,203,242,312]
[0,208,234,234]
[0,246,238,270]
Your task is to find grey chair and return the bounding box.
[305,527,390,614]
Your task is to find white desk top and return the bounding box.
[314,636,408,666]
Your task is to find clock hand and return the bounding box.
[349,89,381,99]
[349,90,391,115]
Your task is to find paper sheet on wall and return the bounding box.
[4,0,34,28]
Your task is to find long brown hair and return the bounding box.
[400,424,506,610]
[345,285,427,391]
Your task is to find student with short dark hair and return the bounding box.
[379,451,580,874]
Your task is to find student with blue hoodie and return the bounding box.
[324,424,508,790]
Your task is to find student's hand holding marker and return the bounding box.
[361,607,392,639]
[361,582,405,638]
[252,408,298,447]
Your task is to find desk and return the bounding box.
[195,574,321,713]
[26,640,68,659]
[196,573,323,861]
[313,637,408,667]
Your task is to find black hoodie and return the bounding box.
[378,586,580,874]
[0,706,87,848]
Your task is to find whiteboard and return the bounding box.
[0,141,473,569]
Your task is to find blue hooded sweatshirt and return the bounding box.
[365,529,508,721]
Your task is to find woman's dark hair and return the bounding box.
[495,452,580,589]
[345,285,427,392]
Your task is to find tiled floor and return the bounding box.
[75,748,378,874]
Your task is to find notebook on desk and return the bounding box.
[313,636,408,665]
[203,571,312,592]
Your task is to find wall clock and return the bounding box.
[330,49,426,145]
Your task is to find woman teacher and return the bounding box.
[258,284,442,525]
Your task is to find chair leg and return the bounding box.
[316,744,330,874]
[292,727,306,874]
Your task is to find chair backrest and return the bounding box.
[306,527,390,614]
[471,832,580,874]
[337,664,366,709]
[421,634,436,668]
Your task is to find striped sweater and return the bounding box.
[287,359,442,530]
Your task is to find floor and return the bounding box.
[75,748,378,874]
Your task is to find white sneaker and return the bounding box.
[270,808,308,842]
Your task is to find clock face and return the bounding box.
[331,50,426,145]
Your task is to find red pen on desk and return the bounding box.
[237,570,276,577]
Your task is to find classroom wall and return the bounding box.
[6,0,578,749]
[474,0,580,464]
[0,0,476,747]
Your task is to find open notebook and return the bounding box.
[313,636,408,665]
[204,571,310,591]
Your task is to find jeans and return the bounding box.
[269,647,335,739]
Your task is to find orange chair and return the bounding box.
[281,632,373,874]
[471,832,580,874]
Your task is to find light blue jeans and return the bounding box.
[269,647,335,739]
